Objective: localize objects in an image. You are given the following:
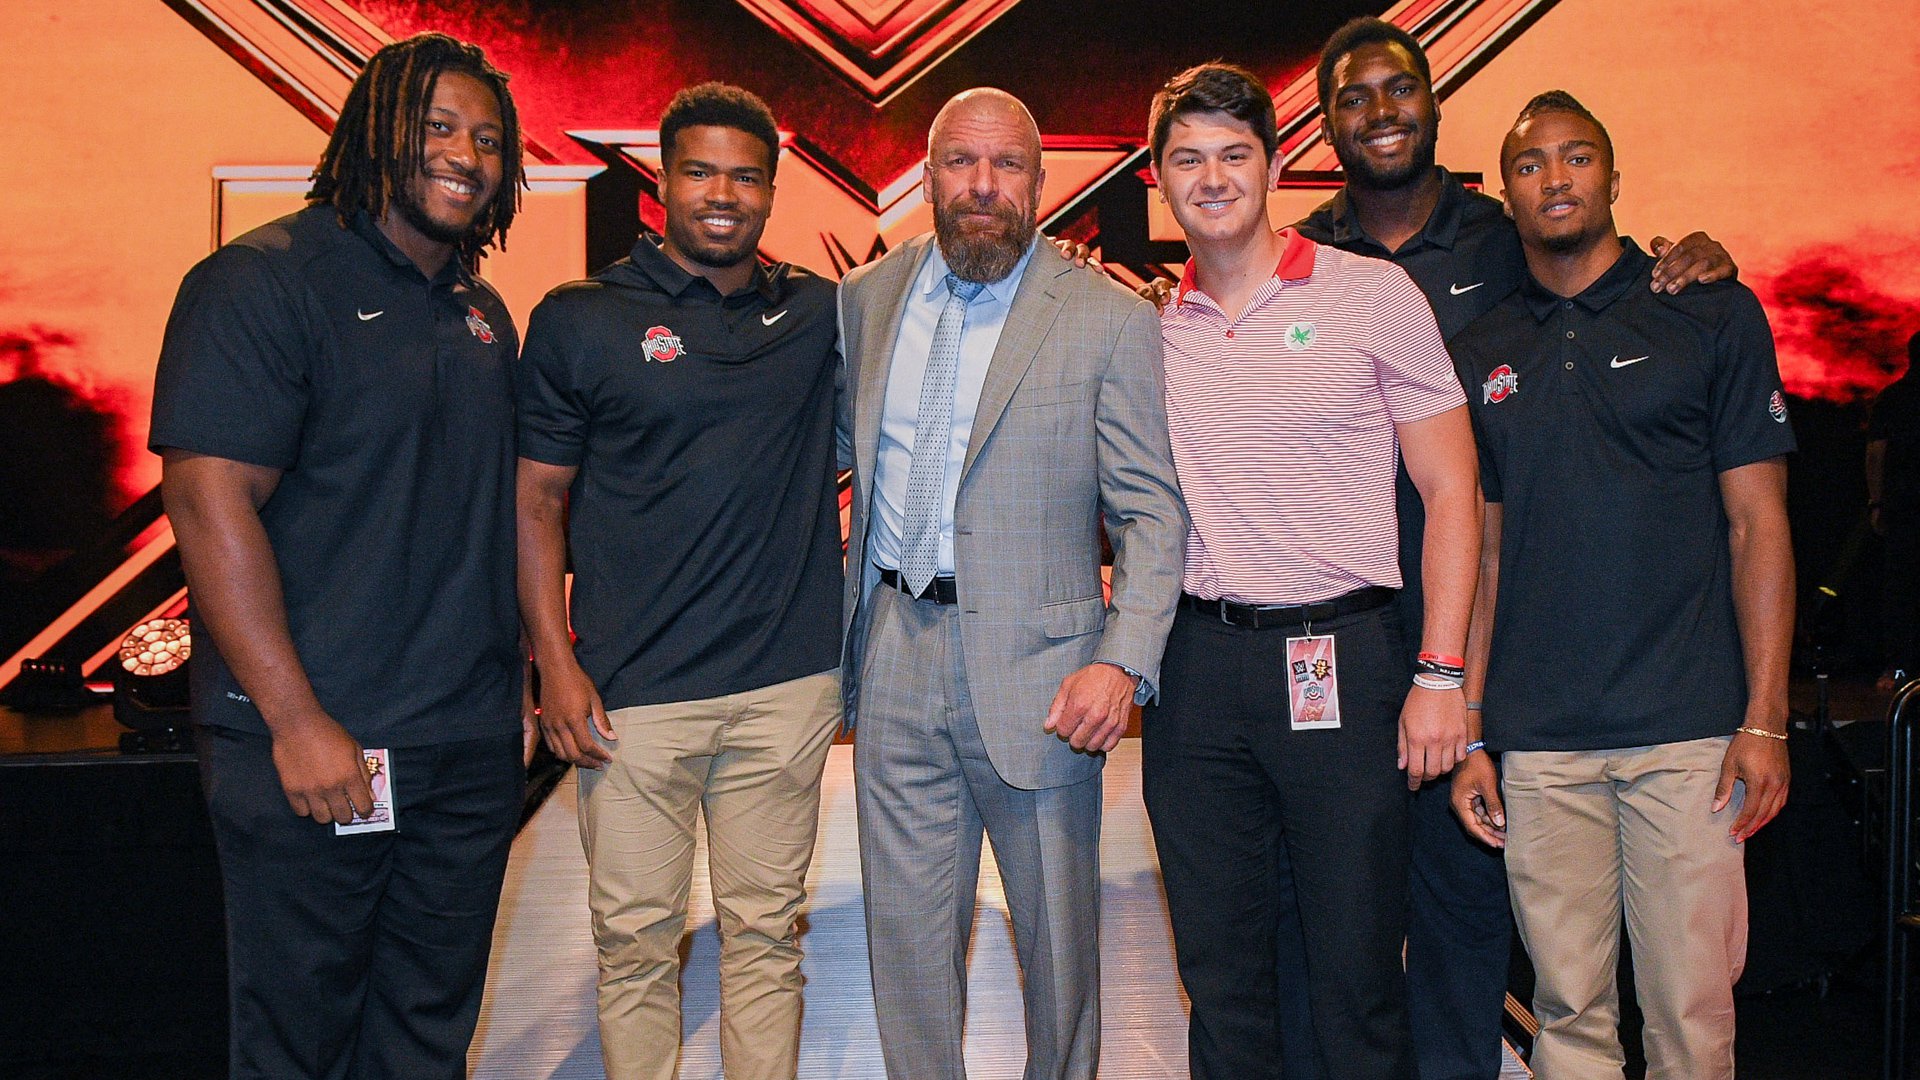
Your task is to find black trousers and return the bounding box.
[1266,784,1513,1080]
[196,725,523,1080]
[1405,779,1511,1080]
[1144,602,1414,1080]
[1885,505,1919,675]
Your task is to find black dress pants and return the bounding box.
[196,725,523,1080]
[1144,602,1414,1080]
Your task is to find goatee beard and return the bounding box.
[1541,229,1588,254]
[935,197,1033,283]
[1337,133,1437,193]
[397,189,477,246]
[668,226,757,270]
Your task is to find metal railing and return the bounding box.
[1881,676,1920,1079]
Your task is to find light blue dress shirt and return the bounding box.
[870,237,1037,576]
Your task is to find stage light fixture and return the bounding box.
[113,617,193,752]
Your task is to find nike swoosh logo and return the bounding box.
[1448,282,1484,295]
[357,309,384,321]
[1610,355,1650,368]
[761,310,788,326]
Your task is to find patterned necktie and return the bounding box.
[900,273,986,595]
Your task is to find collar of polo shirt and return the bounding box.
[1174,227,1317,306]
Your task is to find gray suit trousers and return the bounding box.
[855,584,1102,1080]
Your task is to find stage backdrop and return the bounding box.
[3,0,1918,672]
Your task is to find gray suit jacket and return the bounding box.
[837,232,1186,790]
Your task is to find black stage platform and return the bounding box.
[0,676,1899,1079]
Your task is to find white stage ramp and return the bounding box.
[469,741,1528,1079]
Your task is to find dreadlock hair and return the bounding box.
[308,32,524,264]
[1509,90,1613,163]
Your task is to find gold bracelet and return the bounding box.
[1735,726,1788,741]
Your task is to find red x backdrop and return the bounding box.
[2,0,1917,656]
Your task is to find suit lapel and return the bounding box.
[962,236,1070,479]
[854,235,934,504]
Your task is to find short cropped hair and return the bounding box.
[659,82,781,180]
[1149,63,1278,166]
[1511,90,1613,159]
[1316,17,1432,113]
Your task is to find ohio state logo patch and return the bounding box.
[642,325,685,362]
[465,306,495,344]
[1483,364,1518,404]
[1769,390,1789,424]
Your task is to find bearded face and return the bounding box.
[932,188,1035,284]
[924,96,1046,283]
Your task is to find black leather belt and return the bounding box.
[1180,585,1393,629]
[877,567,959,605]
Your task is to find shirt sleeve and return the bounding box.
[1449,347,1502,503]
[1369,265,1467,424]
[149,245,311,469]
[1708,286,1798,473]
[514,294,591,467]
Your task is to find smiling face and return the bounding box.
[659,124,776,272]
[390,70,505,249]
[1500,109,1619,255]
[1321,41,1438,192]
[924,90,1045,284]
[1150,109,1283,249]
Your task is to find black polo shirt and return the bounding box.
[1452,239,1797,752]
[150,204,521,748]
[516,234,842,711]
[1297,168,1527,661]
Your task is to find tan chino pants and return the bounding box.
[1502,735,1747,1080]
[578,669,841,1080]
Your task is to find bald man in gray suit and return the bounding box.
[836,88,1187,1080]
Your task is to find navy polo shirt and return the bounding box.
[515,234,843,711]
[1452,239,1797,752]
[150,204,522,748]
[1297,168,1528,661]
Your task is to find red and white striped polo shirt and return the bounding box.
[1161,227,1464,605]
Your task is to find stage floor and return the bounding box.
[469,740,1530,1079]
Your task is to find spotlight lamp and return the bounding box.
[113,617,193,750]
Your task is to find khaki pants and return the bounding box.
[1503,736,1747,1080]
[579,669,841,1080]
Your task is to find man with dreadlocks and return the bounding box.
[150,32,529,1079]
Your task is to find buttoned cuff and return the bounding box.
[1097,660,1156,706]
